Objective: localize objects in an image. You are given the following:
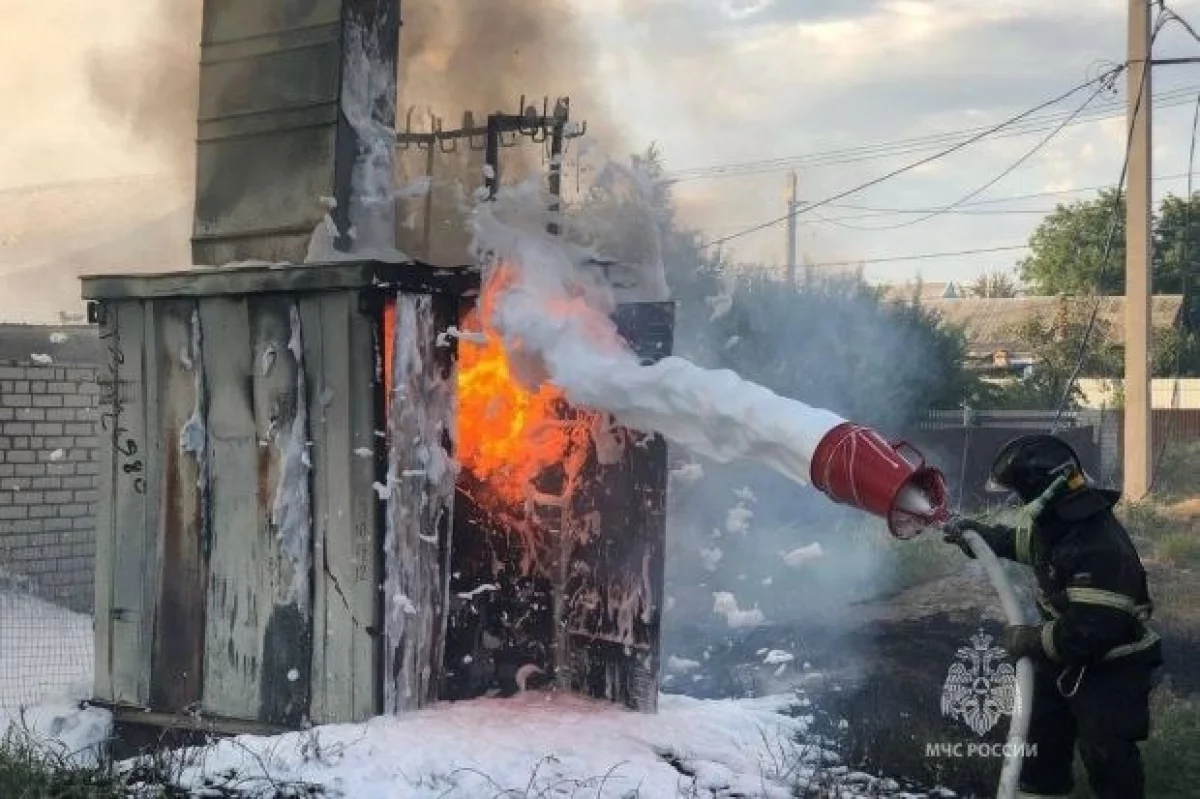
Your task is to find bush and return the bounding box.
[0,728,123,799]
[875,532,962,597]
[1071,688,1200,798]
[1119,501,1172,550]
[1155,532,1200,571]
[1118,501,1200,570]
[0,722,325,798]
[1144,689,1200,798]
[1154,441,1200,502]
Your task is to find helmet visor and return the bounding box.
[984,476,1013,494]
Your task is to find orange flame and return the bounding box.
[456,278,576,507]
[380,273,587,510]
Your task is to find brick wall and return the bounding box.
[0,326,100,612]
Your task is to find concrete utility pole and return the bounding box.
[1125,0,1153,499]
[786,171,799,286]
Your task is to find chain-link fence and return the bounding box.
[0,345,101,714]
[0,562,93,713]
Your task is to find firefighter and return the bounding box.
[942,434,1163,799]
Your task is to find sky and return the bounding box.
[5,0,1200,296]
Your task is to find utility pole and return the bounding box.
[1125,0,1153,499]
[786,171,799,287]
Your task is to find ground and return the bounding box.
[4,500,1198,798]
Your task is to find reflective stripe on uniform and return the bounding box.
[1040,620,1061,662]
[1065,586,1138,614]
[1015,524,1033,564]
[1103,627,1161,661]
[1037,594,1063,619]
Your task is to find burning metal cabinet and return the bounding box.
[446,302,674,712]
[82,261,473,737]
[82,260,675,740]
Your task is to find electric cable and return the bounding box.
[803,73,1117,233]
[779,243,1031,270]
[1050,9,1167,435]
[1161,1,1200,46]
[705,66,1128,249]
[669,83,1200,182]
[698,171,1200,233]
[1149,90,1200,492]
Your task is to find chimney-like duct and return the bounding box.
[192,1,401,266]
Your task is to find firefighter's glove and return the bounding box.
[941,516,985,558]
[1002,625,1043,661]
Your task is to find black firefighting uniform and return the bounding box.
[970,487,1163,799]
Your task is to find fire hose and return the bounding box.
[940,474,1068,799]
[958,530,1034,799]
[803,420,1072,798]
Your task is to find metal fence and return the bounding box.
[914,407,1200,505]
[0,563,92,712]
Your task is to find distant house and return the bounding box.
[883,293,1184,379]
[880,280,967,303]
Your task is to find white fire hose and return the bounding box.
[961,530,1034,799]
[941,473,1068,798]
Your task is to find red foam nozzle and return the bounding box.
[810,422,949,538]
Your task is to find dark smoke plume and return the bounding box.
[85,1,622,172]
[86,0,203,171]
[398,0,622,150]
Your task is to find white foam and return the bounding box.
[471,185,845,488]
[895,484,935,516]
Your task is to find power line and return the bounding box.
[1161,1,1200,46]
[821,171,1200,214]
[705,66,1128,248]
[697,170,1200,233]
[668,82,1200,182]
[797,243,1030,269]
[1051,6,1167,429]
[808,74,1117,232]
[1151,90,1200,491]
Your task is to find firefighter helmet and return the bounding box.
[987,434,1086,503]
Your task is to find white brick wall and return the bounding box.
[0,361,99,612]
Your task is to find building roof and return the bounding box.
[879,280,969,303]
[914,295,1184,353]
[0,324,99,365]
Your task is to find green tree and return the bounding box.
[1019,189,1126,295]
[1020,190,1200,296]
[707,274,985,428]
[992,303,1122,410]
[969,270,1020,298]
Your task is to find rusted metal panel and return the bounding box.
[383,294,456,712]
[192,0,401,265]
[444,302,673,709]
[249,297,313,726]
[149,300,209,712]
[92,307,118,703]
[561,303,673,711]
[199,298,262,717]
[199,297,315,726]
[303,293,380,724]
[95,300,157,706]
[81,261,478,302]
[193,0,342,265]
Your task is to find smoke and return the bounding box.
[86,0,202,174]
[466,163,967,702]
[399,0,623,151]
[81,0,625,171]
